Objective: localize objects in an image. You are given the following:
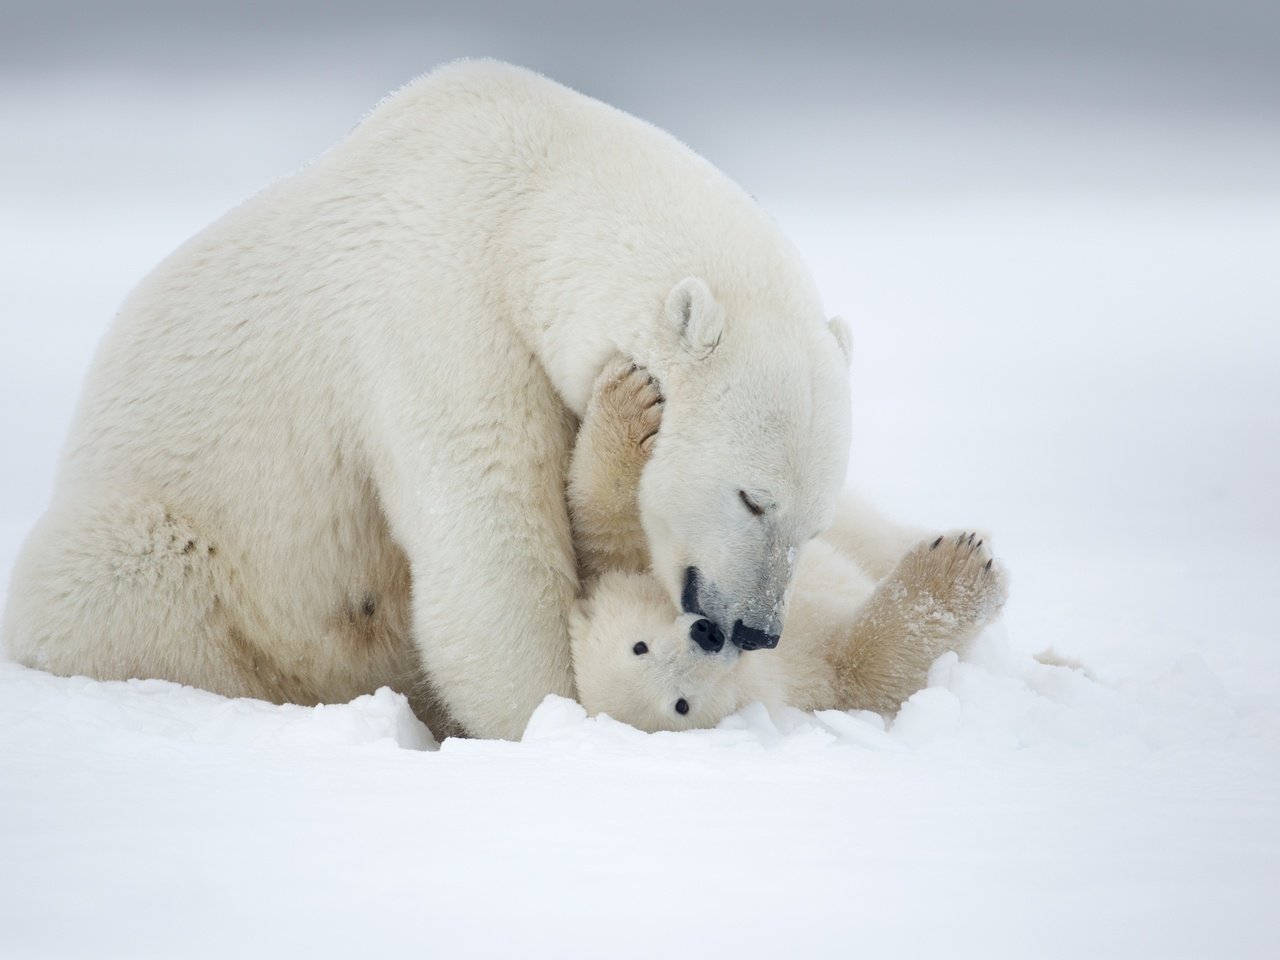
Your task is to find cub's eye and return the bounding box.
[674,698,690,715]
[632,641,649,656]
[738,490,765,517]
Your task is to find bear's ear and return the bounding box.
[666,277,724,359]
[828,315,852,367]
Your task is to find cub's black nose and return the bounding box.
[689,618,725,653]
[730,620,779,651]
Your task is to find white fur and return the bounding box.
[2,60,851,740]
[571,534,1009,733]
[565,359,1007,733]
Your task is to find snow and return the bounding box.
[3,31,1280,960]
[2,623,1274,957]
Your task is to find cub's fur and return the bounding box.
[567,360,1008,732]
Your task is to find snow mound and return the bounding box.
[0,662,436,752]
[520,623,1245,761]
[1,620,1249,767]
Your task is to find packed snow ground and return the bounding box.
[2,64,1279,958]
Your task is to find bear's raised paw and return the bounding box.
[891,530,1009,634]
[590,357,664,455]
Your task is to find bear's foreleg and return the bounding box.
[374,345,584,740]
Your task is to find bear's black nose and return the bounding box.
[689,618,724,653]
[730,620,779,651]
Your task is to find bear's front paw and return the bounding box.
[591,357,664,454]
[897,531,1009,629]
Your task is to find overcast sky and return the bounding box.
[5,1,1277,117]
[2,0,1275,209]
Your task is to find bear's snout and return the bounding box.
[689,617,725,653]
[730,620,779,651]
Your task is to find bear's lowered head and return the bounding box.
[635,276,852,653]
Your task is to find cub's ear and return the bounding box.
[666,277,725,359]
[828,315,852,367]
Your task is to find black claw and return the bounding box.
[931,536,943,550]
[984,558,993,571]
[976,539,983,549]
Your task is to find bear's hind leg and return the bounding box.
[827,532,1009,713]
[3,492,278,701]
[821,491,927,580]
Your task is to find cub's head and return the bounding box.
[638,277,852,653]
[569,570,746,732]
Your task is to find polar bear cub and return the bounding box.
[567,361,1009,732]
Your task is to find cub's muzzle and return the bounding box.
[689,617,725,653]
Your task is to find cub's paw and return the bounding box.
[590,357,664,455]
[896,531,1009,631]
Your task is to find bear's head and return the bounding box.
[637,276,852,653]
[569,569,746,732]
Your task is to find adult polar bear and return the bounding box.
[3,60,858,740]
